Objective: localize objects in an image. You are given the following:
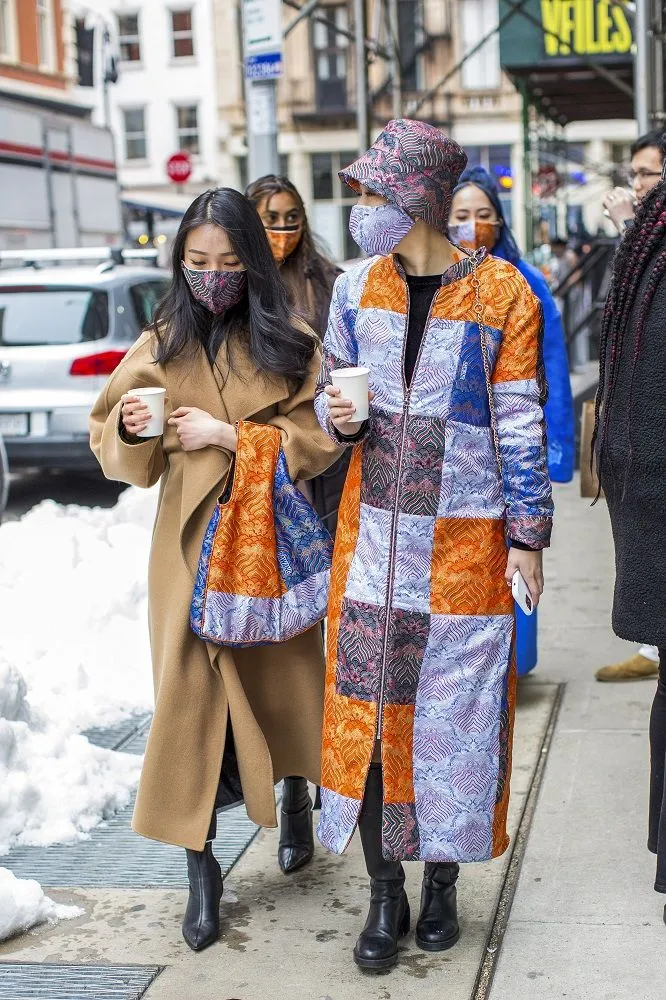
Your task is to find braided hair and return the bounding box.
[592,175,666,501]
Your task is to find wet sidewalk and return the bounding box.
[0,479,662,999]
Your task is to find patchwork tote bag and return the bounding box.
[190,419,333,647]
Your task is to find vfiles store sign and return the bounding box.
[500,0,633,67]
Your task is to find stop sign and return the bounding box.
[166,151,192,184]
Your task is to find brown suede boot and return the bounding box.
[595,653,659,683]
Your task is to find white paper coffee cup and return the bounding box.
[330,367,370,422]
[132,386,166,437]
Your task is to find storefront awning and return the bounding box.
[121,188,195,219]
[499,0,636,123]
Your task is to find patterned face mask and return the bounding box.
[266,227,302,262]
[181,264,247,315]
[348,203,415,256]
[449,220,500,253]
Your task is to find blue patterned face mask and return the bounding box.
[348,203,415,256]
[181,264,247,315]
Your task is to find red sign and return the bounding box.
[166,151,192,184]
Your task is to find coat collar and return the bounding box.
[389,245,487,286]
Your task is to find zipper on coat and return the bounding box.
[375,284,439,741]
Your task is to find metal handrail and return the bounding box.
[551,241,614,300]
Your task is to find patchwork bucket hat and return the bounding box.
[339,118,468,236]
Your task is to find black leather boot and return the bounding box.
[278,776,314,874]
[182,812,223,952]
[415,862,460,952]
[354,763,410,971]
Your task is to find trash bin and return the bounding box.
[515,605,538,676]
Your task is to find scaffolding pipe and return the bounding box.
[354,0,371,154]
[634,0,650,132]
[520,81,534,254]
[387,0,402,118]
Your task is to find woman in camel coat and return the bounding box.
[89,187,339,952]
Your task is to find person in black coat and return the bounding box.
[592,168,666,918]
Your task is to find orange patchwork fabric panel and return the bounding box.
[359,256,408,314]
[431,517,514,616]
[206,426,284,599]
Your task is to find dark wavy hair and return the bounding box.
[245,174,340,338]
[592,174,666,500]
[151,187,315,387]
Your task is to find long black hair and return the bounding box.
[592,175,666,500]
[245,175,340,338]
[152,187,315,387]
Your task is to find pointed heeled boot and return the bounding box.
[182,810,224,952]
[415,862,460,952]
[278,776,314,874]
[354,763,410,972]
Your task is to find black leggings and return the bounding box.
[649,649,666,892]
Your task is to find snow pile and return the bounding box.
[0,866,83,942]
[0,487,158,854]
[0,486,158,731]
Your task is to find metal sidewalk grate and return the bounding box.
[0,963,162,999]
[4,792,259,888]
[3,714,260,888]
[83,713,152,753]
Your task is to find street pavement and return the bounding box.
[1,477,663,999]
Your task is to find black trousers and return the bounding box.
[649,649,666,892]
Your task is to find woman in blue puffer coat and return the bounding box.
[450,165,575,674]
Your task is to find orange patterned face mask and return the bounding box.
[449,220,500,252]
[266,227,302,262]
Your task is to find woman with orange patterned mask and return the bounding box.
[246,175,340,338]
[448,180,502,252]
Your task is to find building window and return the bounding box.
[175,104,199,155]
[461,0,500,91]
[117,13,141,62]
[311,150,358,262]
[123,108,147,161]
[398,0,424,93]
[0,0,17,61]
[313,5,348,111]
[171,9,194,58]
[37,0,55,70]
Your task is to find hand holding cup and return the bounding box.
[325,367,374,435]
[121,387,166,438]
[121,395,152,437]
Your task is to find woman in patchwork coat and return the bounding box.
[314,120,554,971]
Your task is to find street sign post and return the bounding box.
[166,151,192,185]
[242,0,282,182]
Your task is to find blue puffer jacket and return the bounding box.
[514,258,575,483]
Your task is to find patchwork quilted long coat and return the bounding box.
[314,248,554,863]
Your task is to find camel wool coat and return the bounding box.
[89,328,340,851]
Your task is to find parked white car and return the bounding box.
[0,248,170,472]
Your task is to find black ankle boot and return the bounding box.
[278,776,314,874]
[182,817,224,952]
[415,862,460,952]
[354,763,410,971]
